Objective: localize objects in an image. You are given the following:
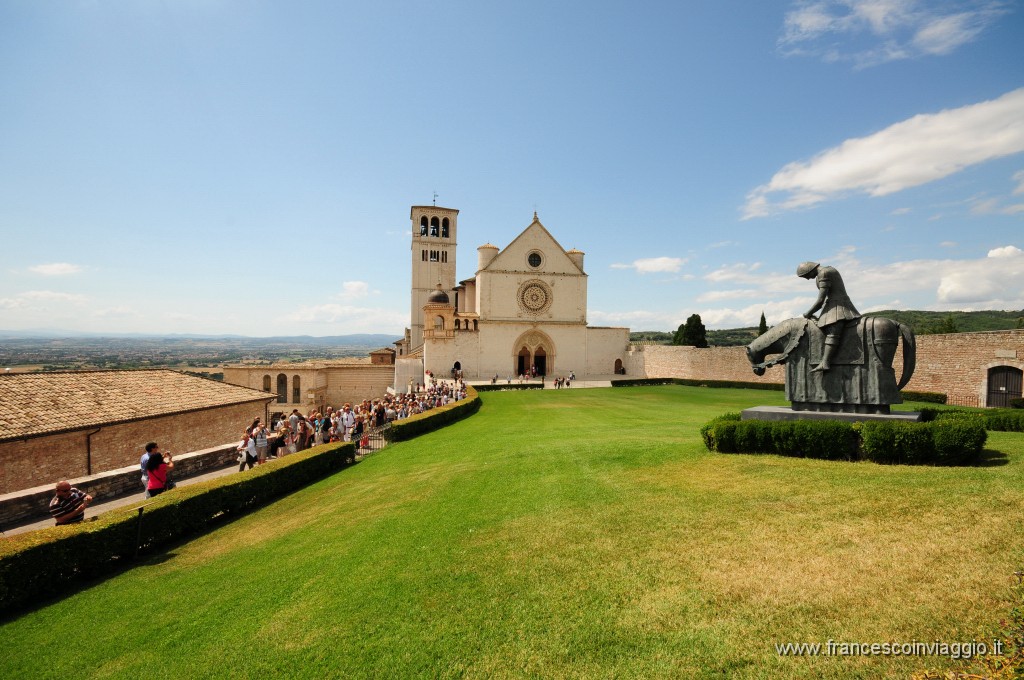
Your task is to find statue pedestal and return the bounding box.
[741,406,922,423]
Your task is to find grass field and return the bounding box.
[3,386,1023,679]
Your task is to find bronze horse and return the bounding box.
[746,316,916,414]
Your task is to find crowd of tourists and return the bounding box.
[48,380,469,526]
[239,379,469,464]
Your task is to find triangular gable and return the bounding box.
[481,215,585,275]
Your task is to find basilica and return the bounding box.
[393,205,630,386]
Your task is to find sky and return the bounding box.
[1,0,1023,337]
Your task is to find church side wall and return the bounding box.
[583,327,631,376]
[0,401,266,495]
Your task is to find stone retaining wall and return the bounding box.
[0,441,241,531]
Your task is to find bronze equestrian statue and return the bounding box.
[746,263,916,414]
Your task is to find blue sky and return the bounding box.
[1,0,1022,337]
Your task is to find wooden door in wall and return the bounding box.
[987,365,1023,407]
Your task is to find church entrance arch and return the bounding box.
[512,330,555,377]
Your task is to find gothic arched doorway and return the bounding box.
[517,346,530,376]
[534,346,548,376]
[512,330,556,378]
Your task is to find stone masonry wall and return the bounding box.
[639,329,1024,407]
[893,329,1024,405]
[0,400,270,495]
[639,344,786,386]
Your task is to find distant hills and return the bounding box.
[0,331,401,346]
[631,310,1024,347]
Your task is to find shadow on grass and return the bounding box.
[973,449,1010,467]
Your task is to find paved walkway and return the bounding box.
[2,462,244,537]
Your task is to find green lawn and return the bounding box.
[3,386,1023,679]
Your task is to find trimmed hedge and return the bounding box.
[701,413,987,465]
[0,441,355,615]
[920,407,1024,432]
[383,386,481,442]
[474,383,544,392]
[612,377,785,391]
[900,390,947,404]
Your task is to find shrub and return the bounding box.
[921,407,1024,432]
[613,378,784,391]
[704,415,986,466]
[0,441,355,615]
[474,383,543,392]
[860,422,934,465]
[1010,397,1024,409]
[900,390,947,404]
[983,409,1024,433]
[384,386,481,442]
[700,415,857,460]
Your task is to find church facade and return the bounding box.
[395,206,630,383]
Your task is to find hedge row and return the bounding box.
[383,386,481,442]
[0,440,356,616]
[473,383,544,392]
[900,390,947,404]
[701,413,987,466]
[610,379,952,405]
[611,377,785,391]
[919,407,1024,432]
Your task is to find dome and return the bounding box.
[427,284,450,305]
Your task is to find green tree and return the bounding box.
[758,311,768,336]
[930,314,959,334]
[673,314,709,347]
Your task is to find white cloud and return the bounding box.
[283,304,407,333]
[341,281,371,298]
[1014,170,1024,195]
[28,263,82,276]
[0,290,87,310]
[779,0,1008,67]
[743,88,1024,218]
[890,207,912,215]
[940,241,957,248]
[696,246,1024,328]
[610,256,686,274]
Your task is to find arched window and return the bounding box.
[276,374,287,404]
[292,375,301,404]
[430,250,438,261]
[442,217,450,238]
[441,251,447,263]
[453,361,461,371]
[434,316,445,330]
[473,319,478,331]
[420,216,428,236]
[262,375,272,392]
[430,216,439,237]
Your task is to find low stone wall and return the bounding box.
[0,441,241,531]
[638,344,786,385]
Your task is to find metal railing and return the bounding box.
[352,423,391,457]
[946,394,980,408]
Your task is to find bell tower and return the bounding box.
[410,205,458,350]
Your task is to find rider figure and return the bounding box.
[797,261,860,373]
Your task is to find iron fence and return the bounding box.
[946,394,980,408]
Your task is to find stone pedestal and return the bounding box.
[741,406,922,423]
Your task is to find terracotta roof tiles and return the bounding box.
[0,370,273,442]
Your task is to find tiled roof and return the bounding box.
[0,370,274,442]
